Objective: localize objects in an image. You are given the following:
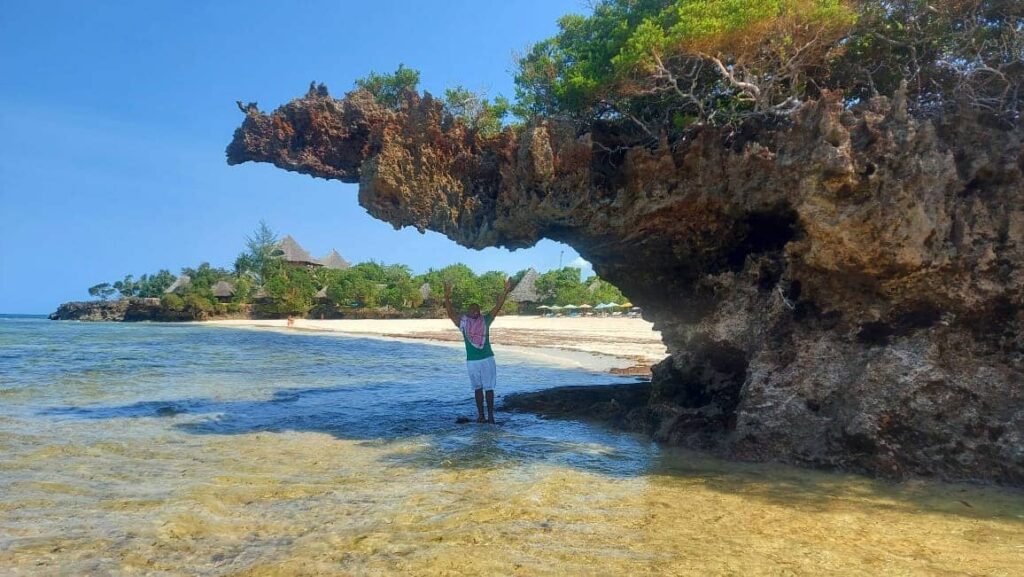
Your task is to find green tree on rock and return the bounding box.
[112,275,137,298]
[442,86,511,136]
[136,270,176,298]
[355,64,421,109]
[512,0,1023,134]
[88,282,117,301]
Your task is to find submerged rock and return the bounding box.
[227,87,1023,485]
[503,383,654,434]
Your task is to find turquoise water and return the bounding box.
[1,317,1022,576]
[0,318,652,474]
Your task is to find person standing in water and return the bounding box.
[443,278,513,424]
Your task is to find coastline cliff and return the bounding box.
[227,86,1023,484]
[49,298,179,322]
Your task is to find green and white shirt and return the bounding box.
[459,314,495,361]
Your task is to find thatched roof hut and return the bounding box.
[212,280,236,298]
[318,249,350,270]
[277,235,319,266]
[315,286,328,300]
[509,268,540,303]
[164,275,190,294]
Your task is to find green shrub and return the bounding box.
[161,293,185,312]
[355,64,421,108]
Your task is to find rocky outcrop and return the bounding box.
[227,86,1024,484]
[50,298,183,321]
[503,382,655,433]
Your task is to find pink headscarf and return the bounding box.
[460,315,487,348]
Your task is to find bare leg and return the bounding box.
[485,390,495,424]
[474,389,486,423]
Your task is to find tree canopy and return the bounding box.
[83,222,628,320]
[533,267,627,306]
[419,264,517,313]
[354,63,422,109]
[354,67,512,136]
[512,0,1023,134]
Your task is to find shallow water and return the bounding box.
[0,318,1021,576]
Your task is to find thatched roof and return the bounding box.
[318,249,350,270]
[212,280,236,298]
[509,268,541,302]
[277,235,318,265]
[253,287,269,299]
[164,275,190,294]
[315,286,328,299]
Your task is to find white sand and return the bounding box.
[204,316,668,371]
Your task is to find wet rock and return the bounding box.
[503,383,654,433]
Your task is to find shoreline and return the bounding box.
[200,316,667,375]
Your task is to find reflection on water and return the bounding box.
[1,318,1021,576]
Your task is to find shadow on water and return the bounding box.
[26,320,1024,522]
[39,380,657,480]
[38,381,1024,523]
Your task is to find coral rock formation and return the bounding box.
[49,298,167,322]
[228,86,1023,484]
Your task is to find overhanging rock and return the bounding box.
[229,85,1024,485]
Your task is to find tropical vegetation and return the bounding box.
[356,1,1022,139]
[83,223,626,320]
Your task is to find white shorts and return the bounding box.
[466,357,497,392]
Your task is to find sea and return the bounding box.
[1,316,1022,576]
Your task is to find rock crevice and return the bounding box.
[228,86,1024,484]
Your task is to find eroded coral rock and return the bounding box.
[228,88,1024,484]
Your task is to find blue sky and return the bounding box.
[0,0,593,314]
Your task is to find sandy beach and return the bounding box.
[204,316,668,374]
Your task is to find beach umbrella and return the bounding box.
[563,304,579,309]
[595,303,613,310]
[537,305,552,310]
[549,305,564,310]
[619,302,633,308]
[578,304,593,309]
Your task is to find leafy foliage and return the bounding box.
[513,0,1023,134]
[161,293,185,311]
[235,220,279,287]
[325,262,422,309]
[174,263,233,319]
[85,222,626,319]
[587,277,627,305]
[112,275,136,298]
[259,260,316,316]
[442,86,511,135]
[828,0,1024,119]
[355,64,421,108]
[88,282,116,301]
[135,270,176,298]
[419,264,517,314]
[535,267,590,306]
[532,267,626,306]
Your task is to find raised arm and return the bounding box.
[443,282,460,328]
[490,277,513,319]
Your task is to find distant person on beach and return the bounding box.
[443,278,513,424]
[286,316,295,328]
